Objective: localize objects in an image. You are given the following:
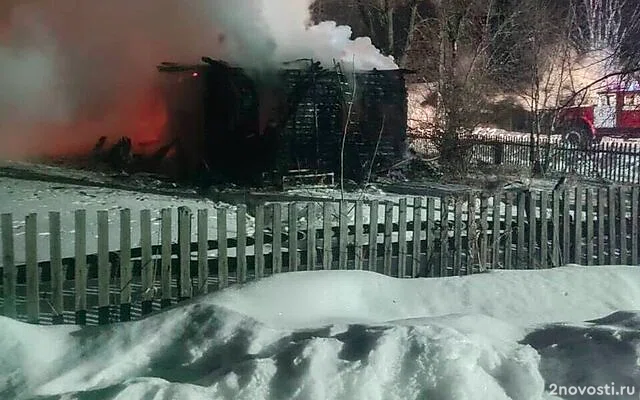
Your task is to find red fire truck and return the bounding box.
[558,79,640,145]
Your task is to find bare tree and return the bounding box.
[571,0,640,54]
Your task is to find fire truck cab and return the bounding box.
[559,80,640,145]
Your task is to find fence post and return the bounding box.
[197,209,209,293]
[290,203,300,272]
[354,201,364,271]
[140,209,153,315]
[2,213,16,318]
[237,205,247,283]
[74,210,87,325]
[120,209,132,320]
[49,211,64,324]
[217,208,228,289]
[398,198,408,278]
[412,197,422,277]
[160,208,171,309]
[97,210,110,325]
[255,204,265,278]
[307,203,317,270]
[178,206,193,300]
[367,200,378,272]
[383,201,393,276]
[25,213,38,324]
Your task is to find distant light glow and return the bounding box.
[192,72,199,77]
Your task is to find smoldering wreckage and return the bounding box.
[90,56,416,190]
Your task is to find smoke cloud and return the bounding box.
[0,0,396,159]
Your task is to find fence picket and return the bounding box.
[504,193,513,269]
[74,210,88,325]
[619,187,628,265]
[540,192,548,268]
[426,197,435,276]
[25,213,38,324]
[323,202,332,270]
[354,201,364,271]
[562,188,571,264]
[479,195,488,271]
[453,198,463,275]
[97,210,110,325]
[49,211,63,324]
[237,205,247,283]
[439,197,450,276]
[585,189,594,265]
[368,200,379,272]
[632,186,639,265]
[217,208,228,288]
[412,197,422,277]
[608,187,617,264]
[383,202,393,276]
[289,203,299,272]
[272,204,282,274]
[119,209,132,320]
[597,188,606,264]
[197,209,209,293]
[528,192,536,269]
[467,192,477,275]
[255,204,265,277]
[574,186,583,265]
[178,206,192,299]
[160,208,171,309]
[492,192,501,269]
[338,202,348,270]
[516,192,526,268]
[551,191,560,267]
[398,198,407,278]
[1,214,16,318]
[307,203,317,270]
[140,209,153,314]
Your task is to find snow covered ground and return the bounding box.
[2,266,640,399]
[0,177,253,264]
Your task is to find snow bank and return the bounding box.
[2,266,640,399]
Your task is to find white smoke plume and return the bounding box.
[0,0,396,158]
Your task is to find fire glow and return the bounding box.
[0,0,396,160]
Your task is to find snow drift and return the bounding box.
[2,266,640,399]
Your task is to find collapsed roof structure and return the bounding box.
[157,57,409,186]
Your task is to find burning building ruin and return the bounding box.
[157,57,408,186]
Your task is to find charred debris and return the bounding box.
[95,57,411,189]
